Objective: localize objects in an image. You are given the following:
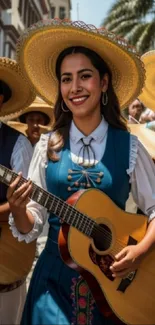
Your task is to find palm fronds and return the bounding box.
[102,0,155,53]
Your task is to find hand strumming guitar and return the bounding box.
[110,218,155,278]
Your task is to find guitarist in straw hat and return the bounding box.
[6,20,155,325]
[0,57,35,324]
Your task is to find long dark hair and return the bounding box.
[48,46,127,161]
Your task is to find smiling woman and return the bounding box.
[6,19,155,325]
[47,45,126,162]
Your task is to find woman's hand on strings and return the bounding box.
[7,172,32,214]
[110,244,145,278]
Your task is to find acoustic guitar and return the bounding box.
[0,164,155,325]
[0,222,36,285]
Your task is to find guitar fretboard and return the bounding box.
[0,164,96,237]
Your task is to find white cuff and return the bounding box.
[9,213,40,243]
[148,210,155,223]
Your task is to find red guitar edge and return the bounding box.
[58,191,124,325]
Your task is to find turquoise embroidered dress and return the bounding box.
[21,126,130,325]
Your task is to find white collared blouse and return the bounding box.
[9,117,155,242]
[0,122,34,177]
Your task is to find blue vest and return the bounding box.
[46,126,131,242]
[0,123,19,203]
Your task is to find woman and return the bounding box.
[7,20,155,325]
[127,98,145,123]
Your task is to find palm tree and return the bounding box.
[102,0,155,53]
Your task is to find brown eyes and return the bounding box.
[61,74,92,83]
[81,74,91,79]
[61,77,71,83]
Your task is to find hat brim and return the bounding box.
[128,124,155,159]
[17,20,145,109]
[10,103,54,126]
[139,50,155,111]
[6,120,52,136]
[0,58,35,119]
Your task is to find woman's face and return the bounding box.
[60,53,108,119]
[128,99,143,120]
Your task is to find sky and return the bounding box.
[71,0,116,27]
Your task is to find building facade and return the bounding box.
[49,0,71,20]
[0,0,71,59]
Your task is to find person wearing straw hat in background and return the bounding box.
[126,98,146,124]
[139,50,155,115]
[128,50,155,161]
[138,50,155,132]
[6,96,54,263]
[0,57,35,325]
[6,96,54,146]
[6,20,155,325]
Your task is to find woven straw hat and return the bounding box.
[139,50,155,111]
[16,19,145,109]
[0,57,35,119]
[128,124,155,159]
[4,96,54,136]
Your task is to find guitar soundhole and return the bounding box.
[93,224,112,251]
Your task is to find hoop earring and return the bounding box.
[61,100,69,112]
[102,92,108,106]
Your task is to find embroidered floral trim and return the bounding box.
[71,276,95,325]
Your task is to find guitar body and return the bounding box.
[0,222,36,284]
[58,189,155,325]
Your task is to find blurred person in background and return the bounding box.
[0,57,35,325]
[127,98,145,124]
[7,96,54,146]
[139,50,155,130]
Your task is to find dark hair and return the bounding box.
[19,111,50,125]
[48,46,127,161]
[0,80,12,103]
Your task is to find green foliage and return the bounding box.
[102,0,155,53]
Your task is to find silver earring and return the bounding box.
[102,92,108,106]
[61,100,69,112]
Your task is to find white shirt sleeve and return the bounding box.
[10,134,34,177]
[9,134,49,243]
[127,135,155,222]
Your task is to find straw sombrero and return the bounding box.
[0,57,35,119]
[128,124,155,159]
[16,19,145,109]
[5,96,54,136]
[139,50,155,111]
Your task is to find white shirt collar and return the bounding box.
[69,116,108,144]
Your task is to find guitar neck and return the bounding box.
[0,164,95,237]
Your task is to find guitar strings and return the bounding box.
[9,169,127,250]
[2,167,131,250]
